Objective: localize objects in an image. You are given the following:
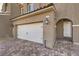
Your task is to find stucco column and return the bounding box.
[43,13,56,49]
[73,25,79,45]
[13,25,17,39]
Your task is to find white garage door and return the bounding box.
[17,23,43,44]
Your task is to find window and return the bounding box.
[17,3,25,14]
[4,3,8,11]
[27,3,34,12]
[0,3,3,12]
[0,3,10,15]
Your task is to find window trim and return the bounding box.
[0,3,11,15]
[27,3,34,12]
[0,3,3,12]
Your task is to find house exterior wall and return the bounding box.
[11,3,79,48]
[0,3,21,38]
[56,20,63,39]
[0,15,10,37]
[54,3,79,44]
[10,3,21,19]
[0,3,11,37]
[10,3,21,37]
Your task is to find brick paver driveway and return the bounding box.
[0,37,79,56]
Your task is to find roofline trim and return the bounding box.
[11,4,56,21]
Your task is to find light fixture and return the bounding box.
[44,15,50,25]
[45,18,49,24]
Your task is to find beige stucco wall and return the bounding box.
[56,20,63,39]
[10,3,21,19]
[0,3,11,37]
[0,3,21,38]
[0,15,10,37]
[54,3,79,43]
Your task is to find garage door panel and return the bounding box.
[17,23,43,44]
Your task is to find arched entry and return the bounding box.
[56,18,73,41]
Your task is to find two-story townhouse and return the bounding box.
[3,3,79,49]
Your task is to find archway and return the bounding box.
[56,18,73,41]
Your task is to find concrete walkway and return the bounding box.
[0,37,79,56]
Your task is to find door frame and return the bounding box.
[56,18,73,42]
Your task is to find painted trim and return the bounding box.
[74,42,79,45]
[0,11,10,14]
[15,21,43,26]
[0,14,10,15]
[72,25,79,27]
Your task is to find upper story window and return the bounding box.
[0,3,3,12]
[18,3,24,14]
[0,3,10,15]
[27,3,34,12]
